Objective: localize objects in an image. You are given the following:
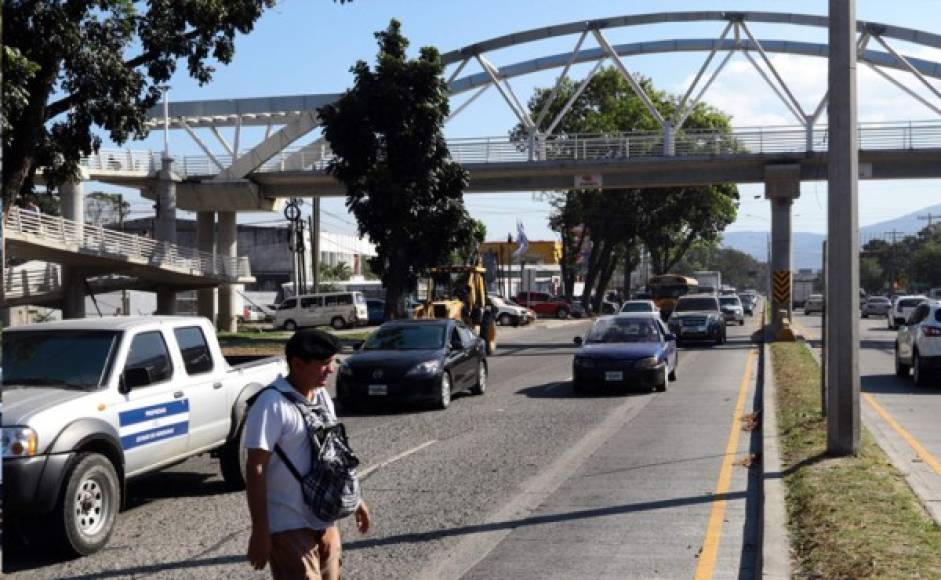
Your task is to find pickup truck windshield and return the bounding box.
[2,330,120,389]
[675,298,719,312]
[363,325,445,350]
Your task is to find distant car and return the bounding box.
[668,294,727,345]
[861,296,891,318]
[737,294,755,316]
[488,295,534,326]
[804,294,825,315]
[894,300,941,386]
[889,295,928,329]
[620,300,659,315]
[239,302,274,323]
[719,295,746,326]
[336,319,487,410]
[514,291,574,319]
[572,315,677,394]
[366,299,386,326]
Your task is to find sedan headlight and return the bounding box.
[2,427,38,458]
[634,357,660,369]
[574,357,595,368]
[405,360,442,376]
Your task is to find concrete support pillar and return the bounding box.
[662,122,676,156]
[197,211,217,324]
[60,176,86,319]
[155,157,180,244]
[764,164,801,335]
[826,0,861,455]
[154,157,181,313]
[217,211,238,332]
[156,287,177,315]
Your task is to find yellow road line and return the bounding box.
[863,392,941,477]
[694,348,757,580]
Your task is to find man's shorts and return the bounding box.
[269,526,341,580]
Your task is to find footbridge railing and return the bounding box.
[5,207,251,280]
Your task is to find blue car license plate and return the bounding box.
[368,384,387,396]
[605,371,623,381]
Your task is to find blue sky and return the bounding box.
[97,0,941,242]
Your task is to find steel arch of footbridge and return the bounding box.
[142,10,941,182]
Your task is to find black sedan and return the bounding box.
[336,319,487,410]
[572,315,678,394]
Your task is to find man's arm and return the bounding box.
[246,448,273,570]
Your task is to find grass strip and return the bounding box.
[218,329,372,355]
[771,342,941,578]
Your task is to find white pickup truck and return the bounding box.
[2,316,286,556]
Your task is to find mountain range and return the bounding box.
[721,203,941,270]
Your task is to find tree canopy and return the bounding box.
[515,67,739,309]
[319,19,476,317]
[1,1,353,212]
[862,224,941,292]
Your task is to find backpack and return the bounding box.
[247,386,362,521]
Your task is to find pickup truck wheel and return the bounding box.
[55,453,119,556]
[331,316,347,330]
[283,319,297,331]
[498,313,512,326]
[220,423,247,491]
[894,344,910,378]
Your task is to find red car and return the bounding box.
[514,292,574,319]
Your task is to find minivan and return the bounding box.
[273,291,368,330]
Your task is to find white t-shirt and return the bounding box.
[243,375,337,533]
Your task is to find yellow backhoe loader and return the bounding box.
[413,264,497,354]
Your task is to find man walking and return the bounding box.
[244,330,370,579]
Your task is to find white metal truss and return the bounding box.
[591,28,666,128]
[534,30,590,131]
[181,122,224,171]
[213,110,320,182]
[476,54,535,130]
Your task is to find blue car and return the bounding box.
[572,315,678,394]
[366,299,386,326]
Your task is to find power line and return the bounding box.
[917,213,941,228]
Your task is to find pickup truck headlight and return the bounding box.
[406,360,441,376]
[634,357,660,369]
[338,362,353,376]
[2,427,38,458]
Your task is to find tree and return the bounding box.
[2,1,349,213]
[523,68,738,307]
[85,192,131,227]
[319,20,476,318]
[859,256,886,294]
[453,218,487,265]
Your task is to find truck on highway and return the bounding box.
[2,316,287,556]
[792,269,818,307]
[693,271,721,295]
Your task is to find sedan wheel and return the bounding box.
[471,362,487,395]
[436,372,452,409]
[913,352,929,387]
[556,307,569,319]
[498,313,512,326]
[895,344,910,378]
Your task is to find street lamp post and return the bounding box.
[157,85,171,159]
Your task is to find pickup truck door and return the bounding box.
[116,330,189,476]
[171,325,232,453]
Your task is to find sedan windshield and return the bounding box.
[675,298,718,312]
[621,302,653,312]
[363,325,446,350]
[2,330,121,389]
[586,318,661,344]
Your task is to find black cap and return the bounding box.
[285,329,341,361]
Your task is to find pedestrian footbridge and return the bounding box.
[3,207,253,308]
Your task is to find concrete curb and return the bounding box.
[761,342,793,579]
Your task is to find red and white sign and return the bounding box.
[574,174,603,189]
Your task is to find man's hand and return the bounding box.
[355,501,371,534]
[247,529,271,570]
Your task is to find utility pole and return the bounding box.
[917,213,941,229]
[826,0,861,455]
[119,194,129,315]
[884,229,904,290]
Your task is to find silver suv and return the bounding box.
[668,294,727,345]
[895,301,941,386]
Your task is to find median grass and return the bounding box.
[218,328,372,356]
[771,342,941,578]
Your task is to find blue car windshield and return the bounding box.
[363,325,446,350]
[587,318,661,344]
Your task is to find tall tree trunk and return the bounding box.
[3,65,58,212]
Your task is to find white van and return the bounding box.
[274,291,368,330]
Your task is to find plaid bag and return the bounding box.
[269,389,362,522]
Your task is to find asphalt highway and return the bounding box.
[5,316,763,579]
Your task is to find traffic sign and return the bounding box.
[283,201,301,221]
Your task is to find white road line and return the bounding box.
[360,440,438,480]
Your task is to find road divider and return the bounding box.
[862,393,941,478]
